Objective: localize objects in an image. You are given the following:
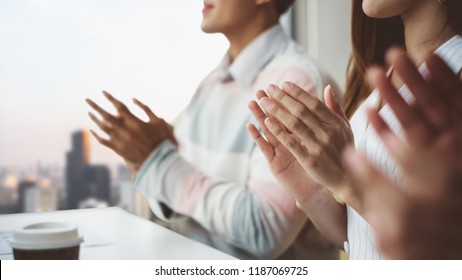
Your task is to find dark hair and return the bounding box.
[343,0,462,119]
[344,0,404,118]
[447,0,462,34]
[275,0,295,15]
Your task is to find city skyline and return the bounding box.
[0,0,228,168]
[0,128,144,215]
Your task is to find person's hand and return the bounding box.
[257,83,354,199]
[368,48,462,197]
[343,50,462,259]
[86,91,176,173]
[247,90,322,202]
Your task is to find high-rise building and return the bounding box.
[66,130,91,209]
[17,180,36,212]
[82,165,110,204]
[66,130,111,209]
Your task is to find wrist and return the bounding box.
[329,176,361,209]
[295,185,344,213]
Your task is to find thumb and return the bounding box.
[324,85,348,122]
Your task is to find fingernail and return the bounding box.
[282,82,293,92]
[264,117,274,128]
[386,47,405,64]
[260,97,271,107]
[327,85,336,100]
[266,84,276,94]
[366,67,381,87]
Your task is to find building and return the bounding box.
[17,180,58,213]
[82,165,110,205]
[66,130,111,209]
[17,180,36,213]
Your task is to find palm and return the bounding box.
[248,96,321,201]
[262,130,319,202]
[269,140,305,180]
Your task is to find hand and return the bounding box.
[247,90,322,202]
[86,91,176,173]
[343,50,462,259]
[258,83,354,198]
[248,87,349,248]
[368,48,462,194]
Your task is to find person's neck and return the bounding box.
[401,1,456,65]
[225,19,278,63]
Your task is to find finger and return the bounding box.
[102,91,151,130]
[256,89,268,100]
[425,53,462,112]
[387,48,453,129]
[432,127,462,163]
[246,123,274,161]
[266,84,328,140]
[102,91,133,117]
[281,81,340,123]
[248,100,280,144]
[366,108,408,158]
[90,129,114,149]
[366,108,413,170]
[264,116,314,162]
[367,67,433,146]
[366,108,438,197]
[85,98,120,123]
[259,96,320,147]
[88,112,115,136]
[133,97,158,121]
[324,85,348,122]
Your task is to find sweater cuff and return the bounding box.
[132,139,177,198]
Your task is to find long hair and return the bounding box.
[344,0,462,119]
[344,0,403,118]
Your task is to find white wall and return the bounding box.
[294,0,352,91]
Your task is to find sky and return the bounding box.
[0,0,228,169]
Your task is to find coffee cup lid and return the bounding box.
[8,222,84,250]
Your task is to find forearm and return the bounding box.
[296,186,347,249]
[133,140,307,258]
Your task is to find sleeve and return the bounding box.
[132,139,308,259]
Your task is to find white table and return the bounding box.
[0,207,235,260]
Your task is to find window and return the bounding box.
[0,0,228,168]
[0,0,227,212]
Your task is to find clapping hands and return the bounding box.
[86,91,176,173]
[344,49,462,259]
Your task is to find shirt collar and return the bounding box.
[217,24,290,87]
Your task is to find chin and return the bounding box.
[200,21,219,34]
[362,1,404,19]
[362,4,382,18]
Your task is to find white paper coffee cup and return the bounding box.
[8,222,84,260]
